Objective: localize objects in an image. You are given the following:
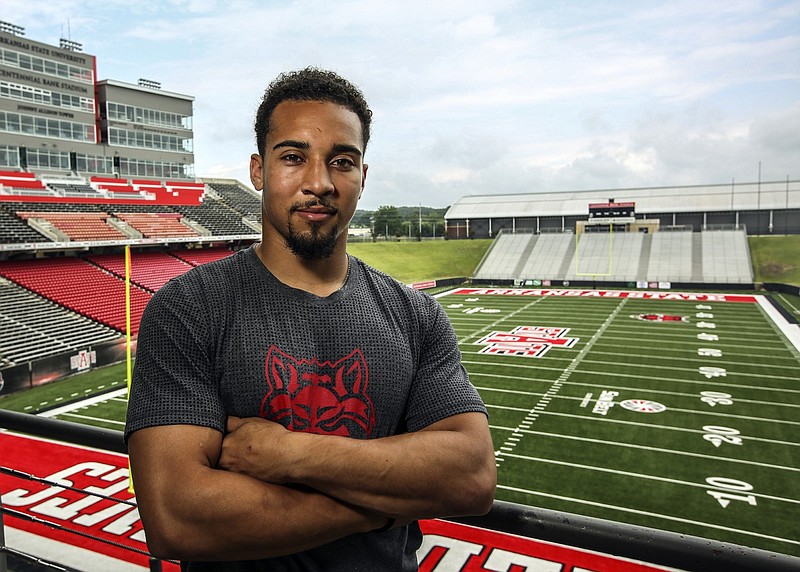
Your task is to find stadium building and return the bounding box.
[0,22,195,180]
[444,181,800,239]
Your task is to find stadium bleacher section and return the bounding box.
[474,227,754,285]
[0,278,121,368]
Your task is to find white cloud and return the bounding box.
[4,0,799,208]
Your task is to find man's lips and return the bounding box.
[293,205,337,222]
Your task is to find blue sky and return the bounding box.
[8,0,800,209]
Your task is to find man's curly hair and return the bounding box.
[254,67,373,157]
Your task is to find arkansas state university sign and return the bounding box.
[1,432,671,571]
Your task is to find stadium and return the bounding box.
[1,22,799,572]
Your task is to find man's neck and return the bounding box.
[254,239,350,298]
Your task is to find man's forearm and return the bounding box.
[129,426,385,562]
[220,413,496,520]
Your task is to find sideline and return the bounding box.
[757,295,800,353]
[38,387,128,418]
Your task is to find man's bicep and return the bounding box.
[128,425,222,540]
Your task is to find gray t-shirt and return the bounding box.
[125,245,486,571]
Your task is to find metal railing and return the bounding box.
[1,409,799,572]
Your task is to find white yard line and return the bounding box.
[38,387,128,418]
[757,294,800,353]
[497,484,800,549]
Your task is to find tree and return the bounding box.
[372,205,403,237]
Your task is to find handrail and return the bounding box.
[2,409,799,572]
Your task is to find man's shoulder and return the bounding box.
[159,248,253,296]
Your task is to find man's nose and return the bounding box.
[302,159,334,196]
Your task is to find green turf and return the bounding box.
[3,289,799,557]
[441,289,800,556]
[749,235,800,285]
[346,239,492,283]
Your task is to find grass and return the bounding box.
[347,239,492,283]
[749,235,800,286]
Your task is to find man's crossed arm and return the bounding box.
[127,412,496,561]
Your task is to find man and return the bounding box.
[125,67,496,571]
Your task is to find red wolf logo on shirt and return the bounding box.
[260,346,375,438]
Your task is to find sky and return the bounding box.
[7,0,800,210]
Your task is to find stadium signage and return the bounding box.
[418,519,671,571]
[452,288,758,303]
[70,349,96,372]
[1,432,672,571]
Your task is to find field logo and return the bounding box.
[582,391,667,415]
[476,326,579,358]
[631,313,689,323]
[620,399,667,413]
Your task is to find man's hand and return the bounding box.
[219,416,297,483]
[218,412,496,521]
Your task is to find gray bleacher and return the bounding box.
[564,232,644,281]
[207,182,262,219]
[517,233,574,280]
[473,233,535,280]
[473,228,753,285]
[0,279,122,367]
[701,230,753,283]
[0,206,52,244]
[646,231,693,282]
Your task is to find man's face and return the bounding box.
[250,100,368,260]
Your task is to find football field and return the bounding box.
[440,287,800,557]
[18,287,800,559]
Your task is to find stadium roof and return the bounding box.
[444,181,800,220]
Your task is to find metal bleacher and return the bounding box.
[474,228,754,285]
[0,278,121,367]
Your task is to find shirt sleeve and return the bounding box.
[404,294,487,432]
[124,277,226,442]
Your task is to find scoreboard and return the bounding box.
[587,200,635,224]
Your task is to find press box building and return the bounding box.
[0,23,195,181]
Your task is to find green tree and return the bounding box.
[372,205,403,237]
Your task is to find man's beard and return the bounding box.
[285,219,339,260]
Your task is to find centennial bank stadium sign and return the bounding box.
[0,433,671,571]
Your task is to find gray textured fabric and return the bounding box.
[125,245,486,571]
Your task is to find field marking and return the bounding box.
[496,484,800,548]
[488,395,800,427]
[577,359,800,383]
[490,424,800,473]
[520,409,800,448]
[456,297,547,344]
[56,412,126,427]
[581,351,800,373]
[493,298,628,466]
[472,371,800,405]
[38,388,128,418]
[498,451,800,505]
[482,394,800,448]
[756,295,800,352]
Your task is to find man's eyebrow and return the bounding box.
[332,143,363,157]
[272,139,309,151]
[272,140,363,157]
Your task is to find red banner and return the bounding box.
[1,432,674,571]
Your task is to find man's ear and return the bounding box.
[250,153,264,191]
[359,163,368,199]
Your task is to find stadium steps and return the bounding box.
[637,233,652,281]
[691,233,703,282]
[511,234,539,277]
[557,235,576,278]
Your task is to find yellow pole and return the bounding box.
[125,245,132,393]
[125,245,134,493]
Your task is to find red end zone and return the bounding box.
[2,432,672,571]
[449,288,758,303]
